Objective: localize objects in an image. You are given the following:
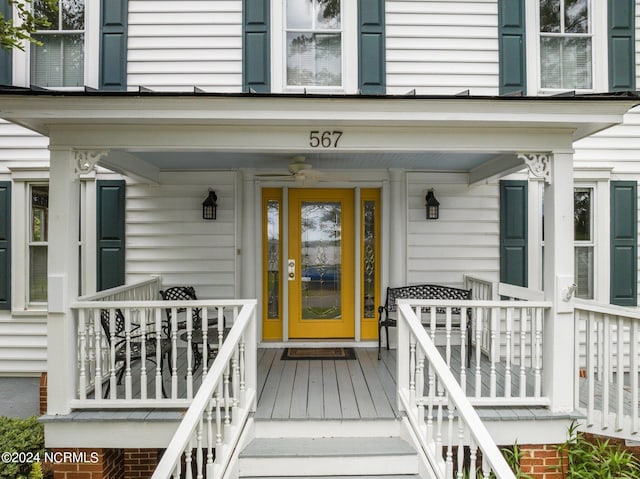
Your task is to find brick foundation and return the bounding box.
[49,448,124,479]
[39,372,47,415]
[519,444,566,479]
[124,449,160,479]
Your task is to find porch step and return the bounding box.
[238,437,419,478]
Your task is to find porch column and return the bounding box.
[388,169,406,287]
[240,169,257,300]
[47,148,82,415]
[541,150,575,412]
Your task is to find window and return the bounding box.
[574,187,594,299]
[539,0,592,90]
[286,0,342,88]
[29,185,48,303]
[31,0,85,87]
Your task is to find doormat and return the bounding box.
[281,347,356,360]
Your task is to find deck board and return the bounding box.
[322,360,343,419]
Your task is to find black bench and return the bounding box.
[377,284,473,366]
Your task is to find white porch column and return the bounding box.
[541,150,575,412]
[240,169,257,300]
[388,169,406,287]
[47,148,81,415]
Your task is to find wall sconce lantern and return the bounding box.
[425,189,440,220]
[202,188,218,220]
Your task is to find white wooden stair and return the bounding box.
[238,437,421,478]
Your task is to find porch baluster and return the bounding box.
[534,308,543,397]
[223,362,231,437]
[632,319,639,434]
[474,307,483,398]
[78,309,87,400]
[196,419,203,479]
[184,437,193,479]
[201,308,208,375]
[239,339,246,403]
[206,397,214,475]
[124,309,133,400]
[171,307,178,399]
[94,310,103,400]
[586,311,596,426]
[416,347,425,432]
[140,308,147,400]
[108,309,117,399]
[460,307,467,396]
[409,334,416,407]
[435,377,444,462]
[232,344,240,413]
[445,398,454,478]
[602,314,610,429]
[504,307,513,398]
[615,317,625,431]
[456,412,465,479]
[186,308,193,400]
[518,308,527,398]
[218,307,225,350]
[155,308,163,399]
[489,307,498,398]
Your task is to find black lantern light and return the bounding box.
[202,188,218,220]
[425,189,440,220]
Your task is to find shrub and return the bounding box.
[0,416,46,479]
[557,422,640,479]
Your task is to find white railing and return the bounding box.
[403,299,551,405]
[152,301,257,479]
[397,301,517,479]
[71,298,255,408]
[464,275,545,301]
[79,276,161,302]
[574,299,640,440]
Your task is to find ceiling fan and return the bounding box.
[256,156,346,183]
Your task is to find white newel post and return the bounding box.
[540,150,576,412]
[47,148,82,415]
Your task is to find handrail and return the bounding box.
[397,301,516,479]
[152,300,257,479]
[498,283,544,301]
[575,298,640,320]
[78,276,160,302]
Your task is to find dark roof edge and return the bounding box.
[0,85,638,101]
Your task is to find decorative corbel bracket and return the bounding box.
[518,152,552,184]
[74,150,108,178]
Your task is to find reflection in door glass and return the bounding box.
[363,200,376,318]
[301,202,341,319]
[266,200,280,319]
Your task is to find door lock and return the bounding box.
[288,259,295,280]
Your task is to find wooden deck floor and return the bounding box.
[255,348,400,420]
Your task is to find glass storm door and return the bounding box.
[288,189,355,338]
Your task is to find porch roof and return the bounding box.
[0,89,637,181]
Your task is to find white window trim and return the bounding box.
[574,184,596,300]
[525,0,607,94]
[271,0,358,94]
[11,0,99,89]
[8,168,95,311]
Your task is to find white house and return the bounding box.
[0,1,639,478]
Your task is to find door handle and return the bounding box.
[288,259,296,280]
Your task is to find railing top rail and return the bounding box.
[575,298,640,320]
[152,301,256,478]
[498,282,545,301]
[397,299,551,308]
[71,299,257,309]
[463,274,497,286]
[78,276,160,302]
[397,303,516,479]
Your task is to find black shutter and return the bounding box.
[243,0,270,92]
[608,0,636,91]
[0,182,10,309]
[610,181,637,306]
[498,0,526,95]
[100,0,128,90]
[358,0,385,94]
[500,180,528,287]
[97,180,126,291]
[0,1,12,85]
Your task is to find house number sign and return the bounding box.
[309,130,343,148]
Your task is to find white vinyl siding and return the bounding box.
[385,1,499,96]
[127,1,242,92]
[0,120,49,166]
[407,172,499,288]
[125,172,237,299]
[0,320,47,374]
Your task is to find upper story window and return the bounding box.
[539,0,592,90]
[286,0,342,88]
[31,0,85,87]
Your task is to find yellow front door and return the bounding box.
[288,189,355,338]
